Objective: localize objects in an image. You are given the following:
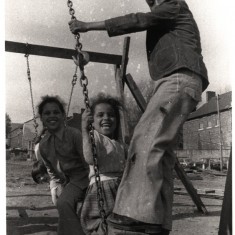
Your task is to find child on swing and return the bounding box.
[38,95,89,235]
[81,92,127,235]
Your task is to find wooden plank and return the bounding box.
[175,187,222,195]
[174,191,223,200]
[198,189,215,194]
[120,37,130,80]
[115,66,130,145]
[124,75,208,214]
[5,40,122,65]
[117,37,131,144]
[124,74,147,112]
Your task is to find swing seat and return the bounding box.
[107,213,163,234]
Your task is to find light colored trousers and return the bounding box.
[113,70,202,231]
[57,181,86,235]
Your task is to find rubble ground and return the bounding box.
[6,159,226,235]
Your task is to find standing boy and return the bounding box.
[69,0,209,234]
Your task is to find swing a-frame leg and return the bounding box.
[114,37,131,144]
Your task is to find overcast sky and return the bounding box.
[4,0,235,123]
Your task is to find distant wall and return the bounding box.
[183,109,232,150]
[175,149,231,162]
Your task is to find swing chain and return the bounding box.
[24,45,39,138]
[67,0,76,19]
[66,0,107,228]
[66,66,78,117]
[78,47,108,229]
[67,1,83,51]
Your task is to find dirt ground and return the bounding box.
[6,159,226,235]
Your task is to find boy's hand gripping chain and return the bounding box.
[67,1,107,231]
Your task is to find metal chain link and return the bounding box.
[24,45,39,139]
[66,1,107,230]
[66,66,78,117]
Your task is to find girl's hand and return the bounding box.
[82,109,94,131]
[68,19,88,34]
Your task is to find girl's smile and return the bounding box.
[93,103,117,139]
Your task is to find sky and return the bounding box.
[4,0,235,123]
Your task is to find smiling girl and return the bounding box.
[80,93,127,235]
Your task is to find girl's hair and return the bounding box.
[31,160,48,184]
[90,92,123,140]
[37,95,66,116]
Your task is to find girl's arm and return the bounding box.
[82,109,95,165]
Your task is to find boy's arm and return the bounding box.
[41,158,64,205]
[69,20,106,34]
[69,0,180,36]
[39,156,64,205]
[105,0,180,37]
[43,159,63,189]
[39,146,64,191]
[34,143,42,161]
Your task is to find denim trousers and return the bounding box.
[57,181,86,235]
[112,70,202,231]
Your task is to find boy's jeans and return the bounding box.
[112,69,202,230]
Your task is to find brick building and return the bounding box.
[177,91,232,162]
[7,123,24,149]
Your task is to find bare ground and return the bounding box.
[6,159,226,235]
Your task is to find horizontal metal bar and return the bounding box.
[5,41,122,65]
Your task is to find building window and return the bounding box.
[199,123,204,130]
[207,121,212,129]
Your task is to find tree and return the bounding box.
[6,113,12,138]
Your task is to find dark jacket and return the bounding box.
[105,0,209,91]
[39,126,89,190]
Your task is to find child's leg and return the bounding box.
[113,71,202,226]
[56,182,86,235]
[81,179,119,235]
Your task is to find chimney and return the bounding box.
[206,91,216,102]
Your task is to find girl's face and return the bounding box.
[40,102,65,133]
[93,103,117,139]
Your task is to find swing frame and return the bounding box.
[5,38,208,215]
